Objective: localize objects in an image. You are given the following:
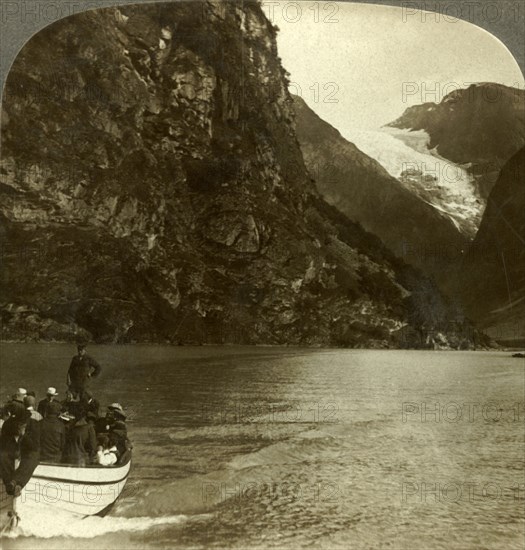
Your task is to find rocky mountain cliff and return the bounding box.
[387,83,525,198]
[0,2,483,348]
[452,147,525,345]
[293,95,468,279]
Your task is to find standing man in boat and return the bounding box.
[67,344,102,401]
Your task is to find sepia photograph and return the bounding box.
[0,0,523,548]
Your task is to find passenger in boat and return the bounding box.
[94,403,126,435]
[111,421,132,461]
[95,434,118,466]
[67,344,102,400]
[82,391,100,418]
[61,390,79,415]
[24,396,43,422]
[62,406,97,466]
[94,414,112,435]
[0,407,10,431]
[0,411,40,497]
[40,402,66,463]
[6,388,27,417]
[24,395,43,446]
[108,403,126,422]
[37,387,60,417]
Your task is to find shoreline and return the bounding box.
[0,339,508,352]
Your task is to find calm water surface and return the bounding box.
[0,345,523,549]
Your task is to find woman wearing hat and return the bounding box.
[37,387,60,418]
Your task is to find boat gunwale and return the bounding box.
[37,456,131,470]
[30,455,132,484]
[31,469,130,486]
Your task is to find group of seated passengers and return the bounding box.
[0,387,131,468]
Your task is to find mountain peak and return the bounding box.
[387,81,525,197]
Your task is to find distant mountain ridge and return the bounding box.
[387,83,525,198]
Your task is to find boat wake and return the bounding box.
[2,508,192,539]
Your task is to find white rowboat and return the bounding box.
[0,456,131,533]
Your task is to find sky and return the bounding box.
[266,2,525,134]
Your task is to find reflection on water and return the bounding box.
[0,344,523,549]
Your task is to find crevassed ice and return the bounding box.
[342,127,483,238]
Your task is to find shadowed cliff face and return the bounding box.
[453,147,525,345]
[387,83,525,198]
[0,3,483,348]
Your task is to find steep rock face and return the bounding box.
[387,83,525,198]
[293,95,468,280]
[0,2,482,348]
[453,147,525,345]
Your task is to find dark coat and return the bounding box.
[94,417,115,435]
[111,430,131,459]
[67,354,102,389]
[62,419,97,466]
[0,418,40,491]
[5,399,26,417]
[40,417,66,463]
[38,397,59,417]
[26,416,41,447]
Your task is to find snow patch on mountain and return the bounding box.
[341,126,483,238]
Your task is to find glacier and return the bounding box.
[341,126,484,238]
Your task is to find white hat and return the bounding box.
[17,388,27,396]
[46,387,59,396]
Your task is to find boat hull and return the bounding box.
[1,458,131,532]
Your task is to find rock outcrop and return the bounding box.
[0,2,483,348]
[452,147,525,345]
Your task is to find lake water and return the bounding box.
[0,345,523,549]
